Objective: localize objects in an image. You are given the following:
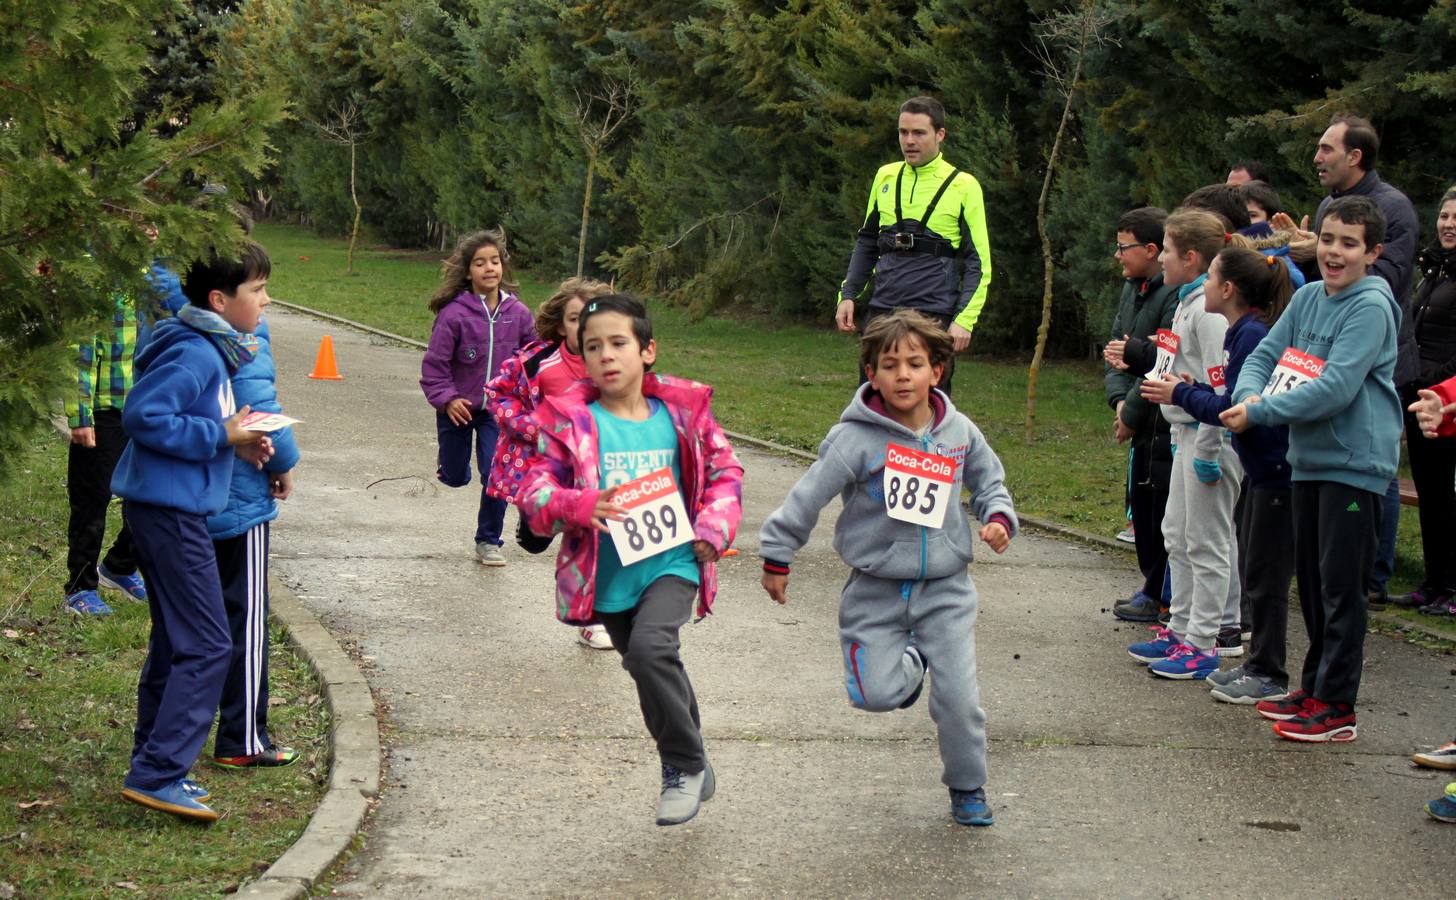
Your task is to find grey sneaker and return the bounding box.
[656,764,706,826]
[1210,673,1289,705]
[476,543,506,567]
[700,758,715,802]
[1206,664,1245,688]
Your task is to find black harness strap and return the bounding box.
[894,163,961,225]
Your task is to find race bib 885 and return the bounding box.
[883,443,956,529]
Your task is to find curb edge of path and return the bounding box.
[235,575,381,899]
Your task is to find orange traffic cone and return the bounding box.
[307,335,343,380]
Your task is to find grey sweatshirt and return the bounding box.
[1159,279,1231,461]
[759,385,1017,581]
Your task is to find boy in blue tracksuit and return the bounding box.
[759,309,1016,827]
[1223,196,1402,743]
[206,314,302,769]
[112,243,275,821]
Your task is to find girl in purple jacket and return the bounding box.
[420,229,537,566]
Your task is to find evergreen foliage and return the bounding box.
[0,0,283,480]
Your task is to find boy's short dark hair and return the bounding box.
[860,309,954,374]
[1181,184,1252,230]
[577,293,654,368]
[1240,181,1282,219]
[182,242,271,308]
[1321,195,1387,248]
[1230,159,1270,184]
[1116,206,1169,248]
[899,96,946,132]
[1330,114,1379,171]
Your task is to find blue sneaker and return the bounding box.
[1425,783,1456,823]
[1127,626,1179,664]
[97,564,147,602]
[950,788,994,826]
[65,590,113,616]
[1148,643,1219,680]
[181,779,210,800]
[1113,591,1160,622]
[121,779,220,822]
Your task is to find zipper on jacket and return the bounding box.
[479,295,500,378]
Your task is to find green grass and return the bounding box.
[254,222,1442,621]
[0,434,329,898]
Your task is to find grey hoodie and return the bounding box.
[760,385,1017,580]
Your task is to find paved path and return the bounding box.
[265,307,1455,898]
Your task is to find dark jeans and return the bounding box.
[1407,405,1456,591]
[858,307,957,395]
[1129,439,1171,600]
[596,576,705,774]
[1367,477,1401,593]
[65,409,137,594]
[1239,485,1293,685]
[1293,481,1379,705]
[435,409,507,545]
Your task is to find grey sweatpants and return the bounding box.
[1164,422,1243,650]
[838,569,987,791]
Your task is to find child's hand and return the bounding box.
[269,469,294,500]
[225,405,267,446]
[1409,389,1456,438]
[979,522,1009,554]
[691,540,720,563]
[236,435,274,469]
[445,397,473,426]
[1103,336,1128,369]
[591,494,626,532]
[1138,372,1179,405]
[762,572,789,604]
[1219,395,1259,434]
[70,426,96,448]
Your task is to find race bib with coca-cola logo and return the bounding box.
[882,443,957,529]
[1262,347,1326,396]
[1146,329,1180,381]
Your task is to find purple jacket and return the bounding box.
[420,290,537,410]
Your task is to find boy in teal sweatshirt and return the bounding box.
[1222,196,1402,743]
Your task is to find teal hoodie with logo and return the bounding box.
[1231,275,1401,494]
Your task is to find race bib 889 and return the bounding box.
[606,468,694,566]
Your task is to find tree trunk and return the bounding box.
[346,140,361,275]
[577,146,597,277]
[1025,30,1089,442]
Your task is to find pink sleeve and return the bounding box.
[690,411,744,551]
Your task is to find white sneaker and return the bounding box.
[1115,525,1136,544]
[476,543,506,567]
[1413,740,1456,770]
[577,626,613,650]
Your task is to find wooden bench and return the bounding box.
[1400,477,1419,507]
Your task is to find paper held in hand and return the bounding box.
[239,411,303,432]
[883,443,955,529]
[606,467,694,566]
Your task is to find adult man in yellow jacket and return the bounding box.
[835,96,993,393]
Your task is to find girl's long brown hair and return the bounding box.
[429,228,517,313]
[535,276,612,341]
[1214,247,1294,325]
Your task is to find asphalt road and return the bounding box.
[264,306,1456,898]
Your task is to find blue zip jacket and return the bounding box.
[112,316,238,515]
[206,317,300,539]
[1232,276,1401,494]
[1170,312,1291,489]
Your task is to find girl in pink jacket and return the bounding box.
[518,294,742,827]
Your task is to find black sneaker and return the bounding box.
[1215,626,1244,658]
[1366,590,1389,611]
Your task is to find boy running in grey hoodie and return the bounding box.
[759,309,1016,826]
